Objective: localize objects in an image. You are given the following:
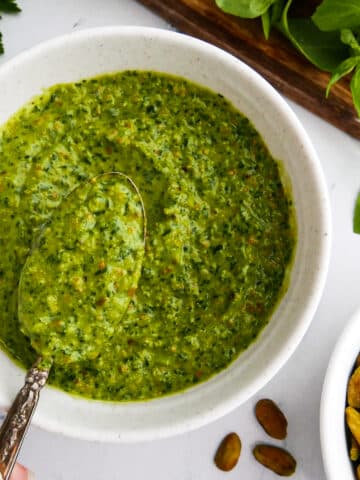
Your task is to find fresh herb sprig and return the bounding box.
[0,0,21,54]
[215,0,360,117]
[354,192,360,234]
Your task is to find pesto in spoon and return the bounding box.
[0,172,146,480]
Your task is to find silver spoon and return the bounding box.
[0,172,146,480]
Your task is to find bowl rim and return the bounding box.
[0,25,332,442]
[320,308,360,480]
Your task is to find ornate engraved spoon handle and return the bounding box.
[0,360,49,480]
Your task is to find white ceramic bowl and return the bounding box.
[0,26,331,442]
[321,309,360,480]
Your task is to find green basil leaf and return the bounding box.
[341,29,360,56]
[261,0,286,39]
[270,0,285,24]
[277,0,349,72]
[261,10,271,39]
[215,0,277,19]
[350,66,360,117]
[0,0,21,13]
[0,0,21,57]
[312,0,360,32]
[326,56,360,97]
[353,190,360,234]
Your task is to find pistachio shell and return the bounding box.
[253,444,296,476]
[255,398,288,439]
[214,432,242,471]
[348,366,360,408]
[350,435,360,462]
[346,407,360,445]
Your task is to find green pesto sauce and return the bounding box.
[19,173,145,364]
[0,71,295,401]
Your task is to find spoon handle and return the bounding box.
[0,361,49,480]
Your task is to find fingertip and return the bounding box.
[27,470,36,480]
[11,463,35,480]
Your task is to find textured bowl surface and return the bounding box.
[0,26,331,442]
[321,309,360,480]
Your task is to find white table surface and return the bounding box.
[1,1,360,479]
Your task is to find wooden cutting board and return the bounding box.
[137,0,360,140]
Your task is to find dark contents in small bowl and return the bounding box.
[345,352,360,479]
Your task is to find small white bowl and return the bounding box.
[0,26,331,442]
[321,309,360,480]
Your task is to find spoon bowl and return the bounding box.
[19,172,146,364]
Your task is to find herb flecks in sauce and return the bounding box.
[18,173,145,364]
[0,71,295,401]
